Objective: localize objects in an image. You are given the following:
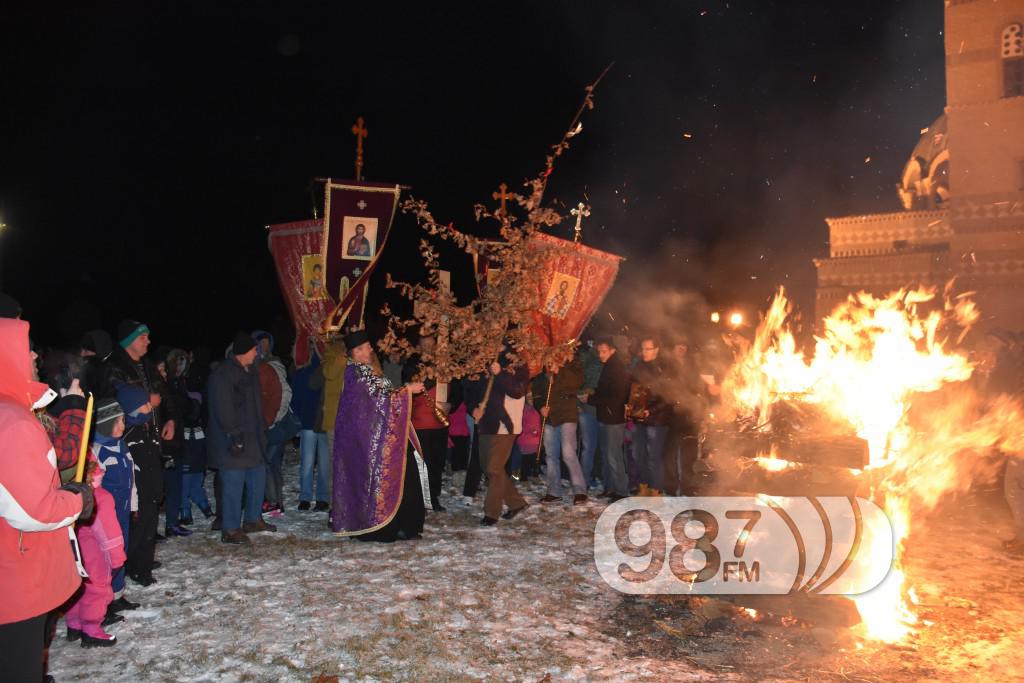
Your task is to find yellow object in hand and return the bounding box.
[73,393,94,483]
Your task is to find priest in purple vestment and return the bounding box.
[330,330,429,542]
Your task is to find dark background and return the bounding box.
[0,1,946,355]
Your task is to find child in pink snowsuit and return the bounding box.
[64,457,127,647]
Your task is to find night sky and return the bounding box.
[1,1,946,355]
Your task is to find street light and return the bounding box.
[710,311,721,324]
[728,311,744,328]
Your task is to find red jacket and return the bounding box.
[411,386,446,431]
[0,319,83,624]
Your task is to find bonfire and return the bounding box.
[718,285,1024,642]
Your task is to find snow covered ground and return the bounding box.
[47,446,707,682]
[47,446,1024,682]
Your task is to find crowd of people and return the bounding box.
[0,284,723,679]
[0,292,340,680]
[4,284,1023,681]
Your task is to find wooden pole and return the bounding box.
[537,371,555,452]
[73,393,94,483]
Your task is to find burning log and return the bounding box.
[707,419,869,471]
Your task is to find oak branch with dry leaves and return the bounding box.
[378,65,614,382]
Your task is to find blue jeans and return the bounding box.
[221,466,266,532]
[299,430,330,503]
[544,422,586,496]
[633,424,669,492]
[599,423,628,496]
[577,408,600,487]
[180,472,211,517]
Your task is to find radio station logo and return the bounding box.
[593,496,893,595]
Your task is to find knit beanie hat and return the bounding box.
[232,331,256,356]
[94,398,125,437]
[116,385,151,426]
[117,320,150,349]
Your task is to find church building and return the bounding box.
[815,0,1024,331]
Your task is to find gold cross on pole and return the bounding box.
[351,116,368,181]
[491,182,512,217]
[570,202,590,242]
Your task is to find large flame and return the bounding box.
[721,286,1023,642]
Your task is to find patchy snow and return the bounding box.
[47,446,1024,682]
[47,446,709,682]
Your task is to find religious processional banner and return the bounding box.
[526,232,623,359]
[267,219,333,366]
[266,180,402,366]
[321,179,402,335]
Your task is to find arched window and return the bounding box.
[1004,23,1024,97]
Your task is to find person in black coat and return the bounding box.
[104,320,183,550]
[591,338,631,499]
[631,337,673,494]
[207,333,276,544]
[116,385,163,586]
[102,321,180,465]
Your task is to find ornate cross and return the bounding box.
[351,116,368,181]
[356,199,367,210]
[570,202,590,242]
[492,182,512,217]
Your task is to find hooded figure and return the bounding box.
[0,319,87,680]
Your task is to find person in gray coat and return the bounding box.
[208,332,276,544]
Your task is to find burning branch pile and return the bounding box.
[718,284,1024,642]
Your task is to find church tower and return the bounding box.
[944,0,1024,325]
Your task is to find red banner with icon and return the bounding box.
[526,232,623,354]
[267,219,333,366]
[268,181,403,365]
[320,180,403,335]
